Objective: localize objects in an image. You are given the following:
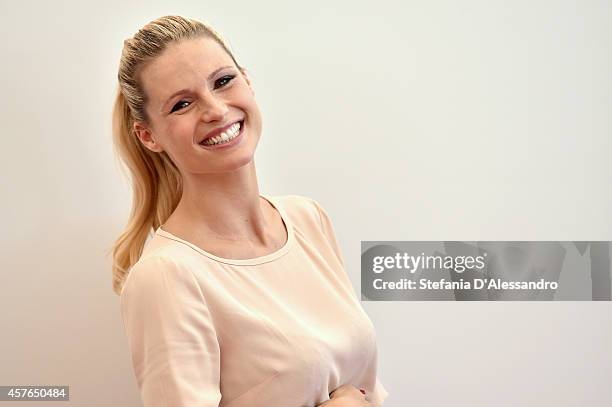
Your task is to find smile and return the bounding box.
[199,120,245,148]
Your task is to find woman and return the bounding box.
[111,15,388,407]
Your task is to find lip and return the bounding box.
[199,119,244,144]
[198,120,246,150]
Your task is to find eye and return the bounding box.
[169,74,236,113]
[214,74,236,89]
[170,100,190,113]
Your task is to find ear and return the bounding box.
[241,68,255,96]
[133,121,164,153]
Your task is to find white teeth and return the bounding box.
[202,122,242,146]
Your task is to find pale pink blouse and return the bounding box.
[120,194,388,406]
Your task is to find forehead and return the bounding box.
[139,37,233,106]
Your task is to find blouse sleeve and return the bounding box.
[120,254,221,407]
[371,377,390,406]
[312,199,358,297]
[312,199,346,267]
[313,199,390,406]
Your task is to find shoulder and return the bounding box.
[119,246,202,301]
[269,194,342,257]
[269,194,326,228]
[273,194,348,277]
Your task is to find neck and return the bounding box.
[168,159,271,243]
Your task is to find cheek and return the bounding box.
[158,121,199,155]
[168,117,197,134]
[232,85,259,114]
[241,97,261,124]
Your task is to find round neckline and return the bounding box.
[155,194,294,266]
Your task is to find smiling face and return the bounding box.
[133,36,262,175]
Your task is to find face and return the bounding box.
[133,36,262,175]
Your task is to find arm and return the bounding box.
[120,255,221,406]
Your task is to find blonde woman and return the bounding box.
[111,15,388,407]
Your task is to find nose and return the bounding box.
[200,93,229,122]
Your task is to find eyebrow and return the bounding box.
[159,65,235,112]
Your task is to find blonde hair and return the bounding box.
[109,15,244,295]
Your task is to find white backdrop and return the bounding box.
[1,0,610,406]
